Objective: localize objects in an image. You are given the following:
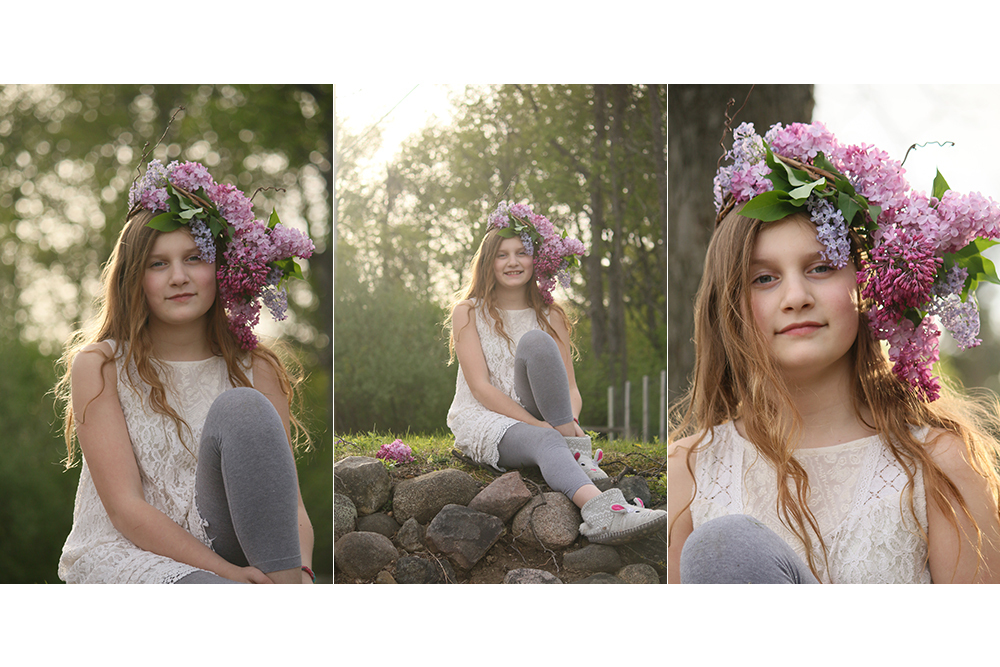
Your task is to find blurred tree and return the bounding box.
[667,84,815,406]
[0,84,333,582]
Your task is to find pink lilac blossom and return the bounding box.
[860,228,941,314]
[169,161,214,193]
[881,317,942,402]
[906,190,1000,254]
[765,121,838,162]
[376,439,414,464]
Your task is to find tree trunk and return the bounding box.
[668,84,814,406]
[607,85,630,412]
[587,85,609,360]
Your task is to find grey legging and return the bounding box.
[496,329,593,501]
[175,387,301,584]
[679,514,820,584]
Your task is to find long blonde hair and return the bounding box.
[446,227,574,359]
[56,208,309,467]
[670,208,1000,580]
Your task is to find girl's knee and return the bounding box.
[205,387,283,437]
[516,329,559,359]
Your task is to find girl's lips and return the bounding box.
[779,322,823,336]
[168,293,195,301]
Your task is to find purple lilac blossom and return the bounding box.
[807,196,851,269]
[188,219,217,264]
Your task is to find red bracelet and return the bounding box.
[302,565,315,583]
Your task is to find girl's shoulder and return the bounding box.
[72,341,116,375]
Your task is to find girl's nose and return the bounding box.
[169,262,190,285]
[780,275,814,311]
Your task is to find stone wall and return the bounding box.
[334,456,667,584]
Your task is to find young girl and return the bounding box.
[669,120,1000,584]
[56,158,317,584]
[447,201,668,545]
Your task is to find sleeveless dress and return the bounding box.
[690,421,931,584]
[59,342,251,584]
[447,302,544,470]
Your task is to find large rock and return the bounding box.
[468,471,533,523]
[392,468,480,524]
[617,563,660,584]
[424,504,505,570]
[503,568,563,584]
[356,512,400,539]
[615,502,669,575]
[511,492,580,550]
[334,456,391,516]
[618,475,653,508]
[395,517,427,553]
[334,531,399,580]
[334,493,357,542]
[394,555,458,584]
[563,544,622,574]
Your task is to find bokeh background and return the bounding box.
[0,84,333,583]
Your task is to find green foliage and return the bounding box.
[334,240,458,434]
[0,337,77,583]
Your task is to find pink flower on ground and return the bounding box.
[376,439,414,464]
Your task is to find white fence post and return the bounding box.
[624,380,631,441]
[660,370,667,443]
[642,375,649,442]
[607,385,615,442]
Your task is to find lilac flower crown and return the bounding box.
[487,200,585,305]
[715,121,1000,402]
[128,159,315,350]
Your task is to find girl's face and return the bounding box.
[748,216,859,383]
[142,228,217,329]
[493,236,534,290]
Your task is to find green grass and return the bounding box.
[334,429,667,499]
[334,429,666,461]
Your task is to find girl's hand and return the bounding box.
[230,566,274,584]
[572,421,586,437]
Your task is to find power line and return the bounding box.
[337,85,420,160]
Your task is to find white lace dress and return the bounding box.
[690,421,931,584]
[59,342,249,584]
[447,303,544,469]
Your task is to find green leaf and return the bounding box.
[740,190,802,222]
[787,178,826,203]
[146,213,183,232]
[766,149,814,188]
[813,152,847,182]
[837,191,861,226]
[178,207,203,220]
[268,209,281,229]
[932,170,951,199]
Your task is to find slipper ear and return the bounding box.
[611,504,626,512]
[574,451,581,461]
[595,449,603,463]
[634,497,645,509]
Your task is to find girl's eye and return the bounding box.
[752,274,776,285]
[812,264,832,274]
